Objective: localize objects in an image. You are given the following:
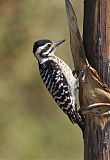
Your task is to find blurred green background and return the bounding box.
[0,0,83,159]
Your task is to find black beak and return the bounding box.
[54,39,65,48]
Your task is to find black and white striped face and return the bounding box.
[33,39,65,64]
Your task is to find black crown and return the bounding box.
[33,39,52,54]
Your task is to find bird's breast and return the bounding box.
[49,56,78,91]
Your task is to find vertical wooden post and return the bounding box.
[83,0,110,87]
[65,0,110,159]
[83,0,110,159]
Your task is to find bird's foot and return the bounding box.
[79,64,91,83]
[72,69,79,78]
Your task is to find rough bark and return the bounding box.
[83,1,110,159]
[65,0,110,159]
[83,0,110,87]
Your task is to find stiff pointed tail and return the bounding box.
[67,111,85,131]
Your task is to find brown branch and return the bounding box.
[65,0,87,71]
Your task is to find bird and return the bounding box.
[32,39,84,130]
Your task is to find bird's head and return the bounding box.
[33,39,65,63]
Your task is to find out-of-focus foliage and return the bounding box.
[0,0,83,159]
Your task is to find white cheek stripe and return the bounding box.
[37,45,47,54]
[37,43,52,54]
[35,43,55,64]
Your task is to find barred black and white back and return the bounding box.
[33,39,83,129]
[39,57,77,122]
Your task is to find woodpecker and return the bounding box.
[33,39,84,130]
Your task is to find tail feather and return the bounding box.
[67,111,84,131]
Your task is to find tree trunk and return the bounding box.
[83,0,110,87]
[65,0,110,159]
[83,0,110,159]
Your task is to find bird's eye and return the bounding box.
[47,44,51,47]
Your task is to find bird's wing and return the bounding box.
[39,60,76,113]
